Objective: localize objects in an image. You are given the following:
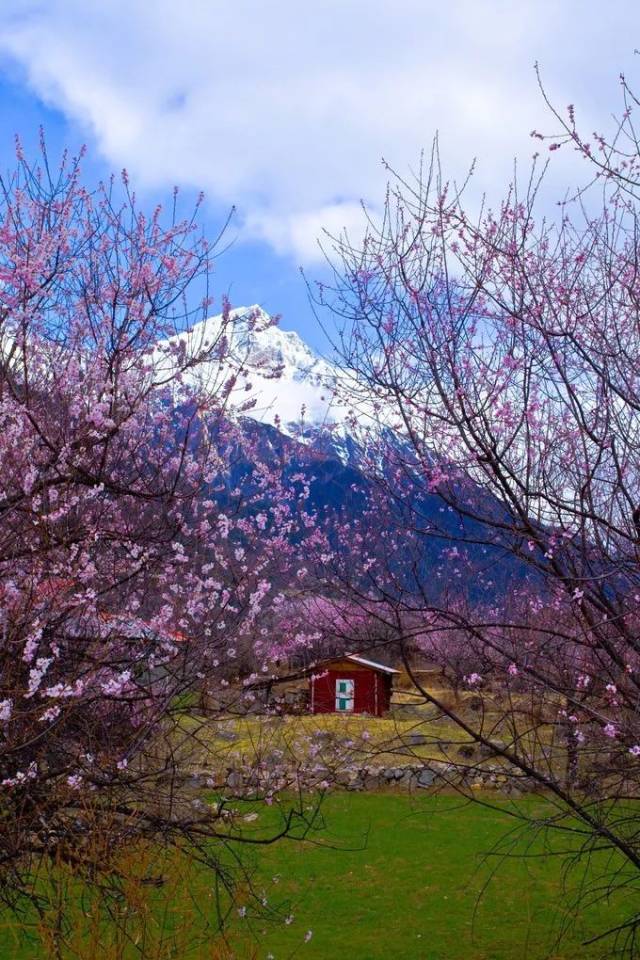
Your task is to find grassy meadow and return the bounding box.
[0,680,627,959]
[1,790,632,960]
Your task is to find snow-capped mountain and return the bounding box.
[157,305,534,601]
[161,305,354,441]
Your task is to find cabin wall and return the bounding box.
[382,673,392,713]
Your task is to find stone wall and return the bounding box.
[211,759,536,796]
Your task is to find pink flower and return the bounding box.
[463,672,482,687]
[39,706,61,723]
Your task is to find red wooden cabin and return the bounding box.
[308,655,398,717]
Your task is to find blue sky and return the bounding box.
[0,1,638,352]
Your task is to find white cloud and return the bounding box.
[0,0,638,263]
[246,201,373,263]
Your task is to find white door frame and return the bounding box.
[335,677,355,712]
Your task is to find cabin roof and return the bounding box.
[344,654,399,674]
[310,653,399,675]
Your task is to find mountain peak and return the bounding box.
[168,305,350,436]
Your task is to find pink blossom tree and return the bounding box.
[313,90,640,952]
[0,142,323,937]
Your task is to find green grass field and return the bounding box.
[227,792,632,960]
[1,790,633,960]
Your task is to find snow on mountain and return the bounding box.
[160,305,354,440]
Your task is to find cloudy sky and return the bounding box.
[0,1,638,347]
